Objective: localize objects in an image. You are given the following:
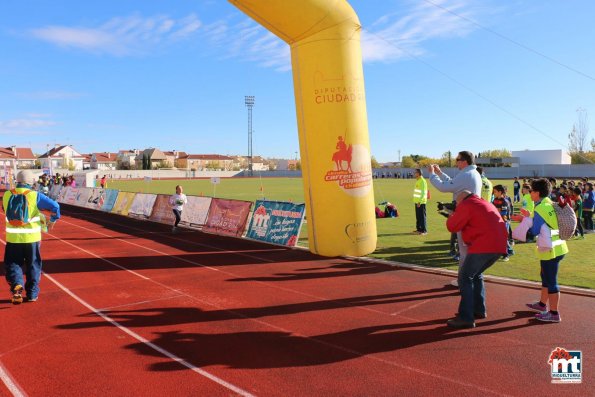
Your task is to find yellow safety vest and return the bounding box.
[413,177,427,204]
[521,193,535,216]
[481,175,493,202]
[534,198,568,260]
[3,188,42,243]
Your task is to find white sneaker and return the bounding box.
[450,279,459,287]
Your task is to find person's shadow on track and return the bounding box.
[122,311,539,370]
[55,286,460,329]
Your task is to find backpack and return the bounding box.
[6,189,32,226]
[551,203,577,240]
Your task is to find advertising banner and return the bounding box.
[85,188,103,210]
[202,198,252,237]
[111,192,136,216]
[180,196,212,228]
[49,185,62,200]
[74,187,92,207]
[246,201,305,246]
[101,189,119,212]
[61,187,79,205]
[128,193,157,219]
[149,194,176,224]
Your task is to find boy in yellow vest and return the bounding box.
[525,178,568,322]
[3,170,60,304]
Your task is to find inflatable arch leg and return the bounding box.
[229,0,377,257]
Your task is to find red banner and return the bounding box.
[149,194,176,224]
[202,198,252,237]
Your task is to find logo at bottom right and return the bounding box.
[549,347,582,384]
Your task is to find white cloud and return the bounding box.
[200,0,484,71]
[0,116,57,135]
[361,0,482,63]
[29,13,203,55]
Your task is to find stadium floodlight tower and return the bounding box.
[245,95,255,176]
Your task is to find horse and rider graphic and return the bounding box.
[332,135,352,172]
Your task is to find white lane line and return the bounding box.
[390,299,430,316]
[0,360,26,397]
[42,272,256,397]
[0,237,254,397]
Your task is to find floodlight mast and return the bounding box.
[244,95,255,176]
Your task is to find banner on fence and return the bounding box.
[180,196,212,228]
[74,187,92,207]
[49,185,62,200]
[111,192,136,216]
[149,194,176,224]
[245,201,305,246]
[128,193,157,219]
[61,187,79,205]
[85,188,104,210]
[202,198,252,237]
[101,189,119,212]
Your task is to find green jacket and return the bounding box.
[413,177,428,204]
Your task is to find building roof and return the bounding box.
[38,145,84,159]
[93,152,118,162]
[186,154,234,161]
[0,148,16,159]
[16,148,35,159]
[142,148,167,160]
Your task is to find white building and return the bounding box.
[512,149,571,165]
[38,144,85,171]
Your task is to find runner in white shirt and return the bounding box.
[169,185,187,233]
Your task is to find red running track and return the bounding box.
[1,204,593,396]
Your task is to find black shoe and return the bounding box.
[447,317,476,329]
[455,312,487,319]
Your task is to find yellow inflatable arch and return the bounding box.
[229,0,377,257]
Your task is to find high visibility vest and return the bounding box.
[413,177,427,204]
[3,188,42,243]
[534,198,568,260]
[480,175,493,202]
[521,193,535,216]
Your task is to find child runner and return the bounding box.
[525,178,569,323]
[169,185,187,233]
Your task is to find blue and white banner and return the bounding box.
[245,200,305,246]
[101,189,119,212]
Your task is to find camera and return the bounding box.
[437,201,456,218]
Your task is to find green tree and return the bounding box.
[370,156,380,169]
[401,156,416,168]
[479,149,512,158]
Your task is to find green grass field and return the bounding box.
[109,177,595,289]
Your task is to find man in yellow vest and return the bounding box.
[412,168,428,235]
[524,178,568,322]
[3,170,60,304]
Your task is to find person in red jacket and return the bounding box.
[445,190,508,329]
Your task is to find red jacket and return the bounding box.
[446,194,507,254]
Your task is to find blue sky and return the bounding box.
[1,0,593,162]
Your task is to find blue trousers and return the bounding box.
[457,253,500,322]
[415,204,427,233]
[4,242,43,299]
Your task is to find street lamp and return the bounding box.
[245,95,255,176]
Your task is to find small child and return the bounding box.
[572,187,584,239]
[169,185,187,232]
[525,178,568,323]
[492,185,514,261]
